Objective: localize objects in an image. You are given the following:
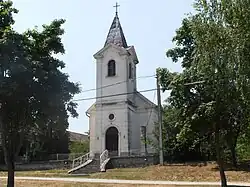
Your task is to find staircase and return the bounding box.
[68,150,110,174]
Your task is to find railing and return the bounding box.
[72,152,93,168]
[100,149,109,170]
[49,153,87,161]
[107,148,156,157]
[15,153,88,164]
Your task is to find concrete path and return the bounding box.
[1,177,250,186]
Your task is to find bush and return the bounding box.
[69,140,89,154]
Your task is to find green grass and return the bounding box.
[0,179,219,187]
[0,163,249,183]
[0,169,70,178]
[2,179,209,187]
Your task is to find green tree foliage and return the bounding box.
[0,1,80,186]
[154,105,215,163]
[158,1,250,186]
[69,140,89,154]
[236,124,250,161]
[21,129,70,162]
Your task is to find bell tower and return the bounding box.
[91,3,139,156]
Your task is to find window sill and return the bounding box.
[106,75,117,78]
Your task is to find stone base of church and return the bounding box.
[93,151,156,159]
[105,155,159,169]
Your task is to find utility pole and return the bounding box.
[156,73,164,165]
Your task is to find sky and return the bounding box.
[12,0,194,134]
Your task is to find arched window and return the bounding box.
[129,63,132,79]
[108,60,116,77]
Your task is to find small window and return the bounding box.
[129,63,132,79]
[108,113,115,121]
[108,60,116,77]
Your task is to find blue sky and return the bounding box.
[12,0,194,134]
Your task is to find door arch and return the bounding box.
[105,127,119,156]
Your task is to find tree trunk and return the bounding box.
[215,130,227,187]
[7,159,15,187]
[230,145,237,168]
[1,131,23,187]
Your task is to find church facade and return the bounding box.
[86,12,158,157]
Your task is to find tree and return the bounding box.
[154,105,205,162]
[21,123,70,162]
[158,1,250,186]
[69,140,89,154]
[0,1,80,186]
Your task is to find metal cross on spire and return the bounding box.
[113,2,120,15]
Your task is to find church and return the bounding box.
[86,8,158,158]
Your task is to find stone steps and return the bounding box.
[68,155,158,175]
[68,159,100,174]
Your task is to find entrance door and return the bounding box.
[105,127,119,156]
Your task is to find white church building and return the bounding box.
[86,11,158,157]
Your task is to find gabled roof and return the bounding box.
[136,92,157,108]
[86,103,96,114]
[104,13,128,48]
[67,131,88,142]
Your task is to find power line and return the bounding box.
[73,79,209,103]
[72,88,157,102]
[81,74,155,93]
[87,105,157,112]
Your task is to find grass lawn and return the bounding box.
[0,169,70,178]
[0,180,217,187]
[89,163,250,182]
[0,163,249,182]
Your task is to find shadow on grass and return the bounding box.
[211,160,250,172]
[163,161,214,167]
[163,160,250,173]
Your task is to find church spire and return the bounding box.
[104,3,128,48]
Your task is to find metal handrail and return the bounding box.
[100,149,109,170]
[72,152,93,168]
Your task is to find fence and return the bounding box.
[16,153,87,163]
[108,148,157,157]
[48,153,85,161]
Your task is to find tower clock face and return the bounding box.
[108,113,115,121]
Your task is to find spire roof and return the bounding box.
[104,13,128,48]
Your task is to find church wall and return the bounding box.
[106,155,159,169]
[90,107,102,155]
[146,109,158,153]
[96,47,129,103]
[88,12,159,159]
[134,94,158,154]
[128,108,141,154]
[94,103,129,156]
[89,109,96,154]
[126,55,137,93]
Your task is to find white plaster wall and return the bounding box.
[96,46,129,103]
[99,103,129,155]
[93,45,133,155]
[89,108,97,154]
[127,57,137,103]
[88,96,157,156]
[89,44,157,156]
[133,93,158,154]
[128,107,141,154]
[90,106,102,155]
[146,109,158,153]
